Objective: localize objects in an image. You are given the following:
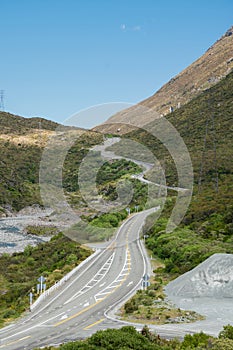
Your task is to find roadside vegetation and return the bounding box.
[0,70,233,337]
[25,225,59,236]
[107,71,233,274]
[105,71,233,322]
[34,324,233,350]
[0,233,91,328]
[120,274,203,324]
[144,214,233,275]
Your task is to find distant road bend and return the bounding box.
[0,208,160,350]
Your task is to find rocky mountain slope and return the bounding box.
[94,25,233,133]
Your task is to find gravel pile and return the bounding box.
[165,253,233,298]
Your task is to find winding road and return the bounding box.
[1,136,232,349]
[0,208,158,350]
[1,207,232,349]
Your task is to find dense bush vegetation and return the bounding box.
[0,233,91,327]
[25,225,59,236]
[145,214,232,274]
[115,71,233,274]
[0,114,103,211]
[122,286,201,324]
[35,325,233,350]
[1,67,233,344]
[96,158,142,185]
[109,71,233,219]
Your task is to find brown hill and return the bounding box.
[0,112,60,134]
[94,25,233,134]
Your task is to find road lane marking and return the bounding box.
[97,291,113,295]
[95,297,104,301]
[1,212,150,343]
[94,245,131,302]
[107,241,116,250]
[26,246,108,320]
[54,221,135,326]
[0,336,31,348]
[60,314,68,320]
[83,318,105,330]
[64,253,115,304]
[55,247,132,326]
[1,312,66,343]
[54,300,102,327]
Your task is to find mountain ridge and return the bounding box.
[93,25,233,133]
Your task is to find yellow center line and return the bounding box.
[107,241,116,250]
[54,300,102,327]
[83,318,105,330]
[0,336,31,348]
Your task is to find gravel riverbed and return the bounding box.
[0,207,53,255]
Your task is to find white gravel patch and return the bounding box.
[0,207,53,255]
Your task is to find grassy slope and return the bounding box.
[106,71,233,274]
[0,112,58,210]
[0,112,59,134]
[149,72,233,273]
[0,233,91,327]
[0,112,103,211]
[0,72,232,330]
[94,73,233,326]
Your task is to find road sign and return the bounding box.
[143,273,150,281]
[37,276,46,294]
[38,276,46,283]
[142,280,150,289]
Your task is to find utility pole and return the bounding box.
[0,90,5,111]
[38,121,42,144]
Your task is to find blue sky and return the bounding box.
[1,0,232,128]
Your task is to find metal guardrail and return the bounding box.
[30,249,100,311]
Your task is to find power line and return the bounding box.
[198,113,209,193]
[211,109,219,193]
[198,98,219,193]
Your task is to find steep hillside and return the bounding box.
[0,112,102,212]
[94,25,233,133]
[0,112,59,134]
[109,69,233,195]
[107,70,233,274]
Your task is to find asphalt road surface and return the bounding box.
[1,207,232,350]
[0,209,157,350]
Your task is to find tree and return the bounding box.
[219,324,233,340]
